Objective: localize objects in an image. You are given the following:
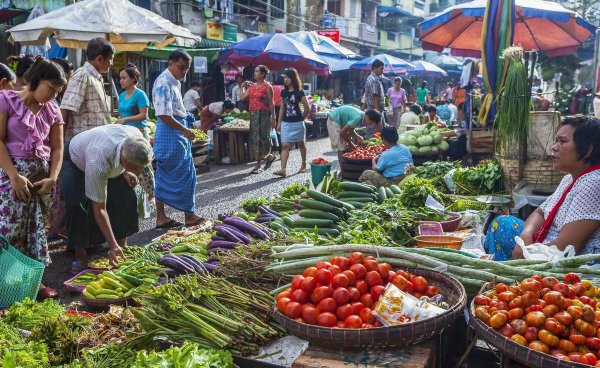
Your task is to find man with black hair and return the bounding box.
[183,80,202,114]
[364,59,385,114]
[327,105,380,177]
[61,38,114,140]
[359,126,413,187]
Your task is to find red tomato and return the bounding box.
[365,271,384,287]
[336,303,353,321]
[331,257,351,270]
[360,293,374,308]
[342,270,356,286]
[541,277,559,289]
[351,301,365,315]
[291,289,309,304]
[276,289,292,301]
[303,267,317,278]
[317,298,337,313]
[315,269,333,285]
[425,286,439,297]
[377,264,390,280]
[332,287,352,305]
[580,353,598,365]
[328,265,342,276]
[371,285,386,302]
[553,282,570,296]
[496,283,509,293]
[347,287,361,301]
[359,307,376,323]
[391,275,410,291]
[291,275,304,290]
[344,315,363,329]
[387,270,396,283]
[277,297,291,313]
[284,302,303,319]
[349,252,364,264]
[355,280,368,295]
[363,259,379,272]
[564,273,582,284]
[396,270,410,280]
[350,264,367,279]
[315,261,332,270]
[301,277,317,294]
[311,286,332,304]
[412,276,428,292]
[332,273,350,289]
[302,306,319,324]
[317,312,337,327]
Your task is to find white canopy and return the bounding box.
[7,0,199,51]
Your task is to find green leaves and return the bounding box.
[452,161,502,195]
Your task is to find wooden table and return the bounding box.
[214,127,254,164]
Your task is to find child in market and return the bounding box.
[358,126,413,187]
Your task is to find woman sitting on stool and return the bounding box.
[359,126,413,187]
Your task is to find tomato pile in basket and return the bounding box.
[474,273,600,365]
[275,252,440,329]
[343,145,387,160]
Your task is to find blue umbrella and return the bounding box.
[350,53,414,75]
[407,60,448,77]
[219,33,329,74]
[287,31,363,72]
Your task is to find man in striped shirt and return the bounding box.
[60,124,153,269]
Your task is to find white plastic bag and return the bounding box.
[515,236,575,261]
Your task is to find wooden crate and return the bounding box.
[214,129,254,164]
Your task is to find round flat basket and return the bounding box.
[468,285,588,368]
[414,235,464,249]
[272,268,466,349]
[81,294,133,309]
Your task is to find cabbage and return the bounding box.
[407,145,418,153]
[417,135,433,146]
[405,135,417,146]
[431,133,443,144]
[430,146,439,153]
[398,135,408,145]
[409,129,421,137]
[437,140,450,151]
[419,146,432,153]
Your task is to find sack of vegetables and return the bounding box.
[272,252,466,349]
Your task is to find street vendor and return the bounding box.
[199,100,235,132]
[359,126,413,187]
[327,105,380,178]
[60,124,153,271]
[484,116,600,261]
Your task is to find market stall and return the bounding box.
[212,112,254,165]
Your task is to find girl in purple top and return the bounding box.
[0,57,67,299]
[386,77,407,129]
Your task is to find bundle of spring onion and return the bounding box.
[266,244,600,297]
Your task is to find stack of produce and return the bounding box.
[253,205,283,224]
[473,274,600,364]
[334,182,379,208]
[398,125,449,155]
[275,252,441,328]
[190,129,209,142]
[227,109,250,120]
[342,144,387,160]
[221,118,249,130]
[157,253,214,275]
[207,216,273,255]
[82,271,138,301]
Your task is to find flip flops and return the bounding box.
[185,217,208,227]
[273,169,286,177]
[263,155,276,170]
[155,219,183,229]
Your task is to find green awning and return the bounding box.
[196,39,236,49]
[132,45,221,61]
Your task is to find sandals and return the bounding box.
[263,155,276,170]
[250,168,263,174]
[273,169,286,177]
[155,219,183,229]
[185,217,208,227]
[38,286,58,299]
[297,166,307,174]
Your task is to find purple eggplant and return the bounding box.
[200,262,218,272]
[294,204,304,210]
[215,225,243,244]
[156,267,179,277]
[217,224,252,244]
[253,217,272,224]
[259,205,282,217]
[207,259,220,265]
[158,254,194,274]
[206,256,219,263]
[224,217,268,239]
[179,254,206,273]
[211,235,228,241]
[207,240,238,250]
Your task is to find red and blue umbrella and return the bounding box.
[219,33,329,75]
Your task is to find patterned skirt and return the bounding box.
[483,215,525,261]
[0,158,51,264]
[250,110,272,160]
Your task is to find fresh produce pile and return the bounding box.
[191,128,209,142]
[208,215,274,257]
[221,118,249,130]
[474,274,600,365]
[343,144,387,160]
[82,270,138,301]
[398,124,449,155]
[227,108,250,120]
[452,160,503,195]
[275,252,441,328]
[311,157,331,165]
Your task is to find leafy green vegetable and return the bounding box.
[412,161,459,180]
[3,298,65,331]
[452,160,503,195]
[134,342,233,368]
[66,343,136,368]
[0,321,49,368]
[240,197,267,213]
[280,182,308,199]
[30,315,91,366]
[397,177,446,208]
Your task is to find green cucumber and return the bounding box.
[292,218,334,228]
[378,187,387,203]
[307,190,345,208]
[347,197,376,203]
[346,201,365,209]
[338,181,375,193]
[293,227,340,236]
[116,272,144,287]
[389,185,401,195]
[270,221,288,232]
[385,187,394,198]
[336,191,378,200]
[340,201,356,211]
[282,216,294,227]
[299,209,340,222]
[82,290,96,299]
[299,199,344,217]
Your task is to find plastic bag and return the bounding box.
[372,283,446,326]
[515,236,575,261]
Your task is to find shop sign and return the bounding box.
[223,23,237,42]
[194,56,208,73]
[322,13,335,29]
[317,29,340,43]
[206,20,223,40]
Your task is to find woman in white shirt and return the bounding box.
[183,80,202,114]
[199,101,235,132]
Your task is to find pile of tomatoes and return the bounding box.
[474,273,600,365]
[343,145,387,160]
[311,157,331,165]
[275,252,440,329]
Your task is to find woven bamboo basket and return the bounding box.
[497,155,564,188]
[272,268,466,349]
[468,284,588,368]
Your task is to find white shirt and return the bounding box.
[539,171,600,254]
[69,124,143,203]
[208,102,223,116]
[231,84,241,105]
[448,103,458,123]
[445,87,454,100]
[183,89,201,112]
[593,97,600,119]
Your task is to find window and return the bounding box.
[271,0,284,19]
[414,0,425,10]
[350,0,358,18]
[327,0,341,16]
[387,32,396,42]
